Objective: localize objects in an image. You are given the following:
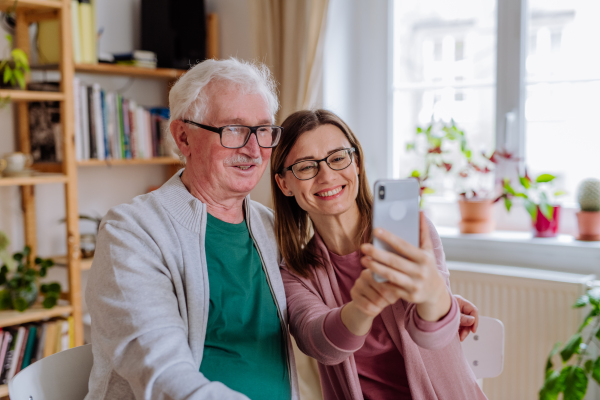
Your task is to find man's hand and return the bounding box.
[455,294,478,341]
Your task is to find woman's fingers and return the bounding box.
[419,212,434,252]
[361,256,415,292]
[360,245,420,277]
[366,228,426,264]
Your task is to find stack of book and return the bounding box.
[112,51,158,69]
[73,78,175,162]
[0,318,74,384]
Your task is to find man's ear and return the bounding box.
[170,120,192,158]
[275,173,293,196]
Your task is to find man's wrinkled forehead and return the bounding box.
[201,80,274,125]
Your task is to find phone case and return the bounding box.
[372,179,420,282]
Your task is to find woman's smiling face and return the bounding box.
[275,124,360,219]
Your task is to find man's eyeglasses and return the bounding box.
[281,148,356,180]
[182,120,283,149]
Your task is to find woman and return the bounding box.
[271,110,487,400]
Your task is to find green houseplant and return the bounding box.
[576,178,600,241]
[540,287,600,400]
[0,245,61,312]
[497,172,566,237]
[0,34,30,89]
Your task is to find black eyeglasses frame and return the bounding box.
[281,147,356,181]
[182,119,283,149]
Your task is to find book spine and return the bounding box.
[87,86,97,159]
[79,0,96,64]
[14,327,30,374]
[101,90,110,159]
[117,95,126,159]
[122,99,131,159]
[0,331,14,384]
[71,0,82,63]
[73,78,82,161]
[6,326,25,381]
[35,323,48,362]
[80,85,90,160]
[20,325,37,370]
[93,84,105,160]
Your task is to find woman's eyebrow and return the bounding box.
[291,147,347,164]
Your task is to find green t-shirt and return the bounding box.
[200,213,290,400]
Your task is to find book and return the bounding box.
[55,320,63,354]
[34,323,48,363]
[0,330,14,384]
[43,321,58,358]
[87,86,97,159]
[112,50,157,62]
[20,325,38,370]
[6,326,26,381]
[71,0,82,63]
[74,77,83,161]
[79,0,97,64]
[60,320,70,352]
[92,83,106,160]
[117,94,126,159]
[80,84,91,160]
[14,326,30,374]
[37,20,60,64]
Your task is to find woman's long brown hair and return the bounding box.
[271,110,373,278]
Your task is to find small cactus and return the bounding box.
[578,178,600,212]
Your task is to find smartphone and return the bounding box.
[371,179,420,283]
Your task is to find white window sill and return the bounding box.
[437,226,600,275]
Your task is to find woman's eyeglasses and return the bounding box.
[281,148,356,180]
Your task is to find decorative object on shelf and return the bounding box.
[576,178,600,241]
[1,152,33,177]
[0,246,61,312]
[497,172,566,238]
[0,34,29,90]
[28,82,62,163]
[0,231,14,270]
[539,287,600,400]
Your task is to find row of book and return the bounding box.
[74,78,175,161]
[0,318,75,384]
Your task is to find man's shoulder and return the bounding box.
[101,191,165,232]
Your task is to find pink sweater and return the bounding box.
[280,220,488,400]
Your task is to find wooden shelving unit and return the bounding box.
[76,63,185,79]
[0,0,62,12]
[0,173,67,186]
[77,157,182,167]
[0,89,64,101]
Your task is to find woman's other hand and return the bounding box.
[455,294,479,341]
[359,212,451,322]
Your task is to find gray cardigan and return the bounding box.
[85,171,299,400]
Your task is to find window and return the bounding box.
[393,0,599,205]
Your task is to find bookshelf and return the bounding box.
[1,0,216,394]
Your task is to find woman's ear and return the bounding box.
[275,173,293,196]
[170,120,191,157]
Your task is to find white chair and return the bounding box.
[461,316,504,379]
[8,344,92,400]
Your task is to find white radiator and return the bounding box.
[449,261,597,400]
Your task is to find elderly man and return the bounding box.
[86,58,298,399]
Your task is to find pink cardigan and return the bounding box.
[280,220,487,400]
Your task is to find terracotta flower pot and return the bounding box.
[458,199,495,234]
[532,205,560,238]
[577,211,600,241]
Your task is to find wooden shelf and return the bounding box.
[77,157,182,167]
[0,304,72,328]
[75,63,186,79]
[0,89,64,102]
[52,255,93,271]
[0,383,7,397]
[0,173,67,186]
[0,0,62,12]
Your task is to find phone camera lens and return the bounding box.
[378,185,385,200]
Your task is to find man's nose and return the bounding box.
[241,132,261,158]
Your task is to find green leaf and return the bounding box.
[416,127,423,134]
[554,190,566,197]
[504,196,513,212]
[537,174,556,183]
[540,202,554,221]
[519,176,531,189]
[47,282,61,293]
[34,257,42,265]
[23,246,30,257]
[540,369,563,400]
[411,170,421,178]
[503,179,516,195]
[422,187,435,194]
[524,200,538,223]
[12,296,27,312]
[546,342,561,371]
[11,49,28,65]
[587,287,600,305]
[0,289,11,310]
[585,360,593,374]
[560,334,582,362]
[13,69,25,90]
[2,67,11,84]
[561,365,587,400]
[406,142,415,151]
[578,309,596,333]
[592,357,600,386]
[575,295,590,308]
[464,149,472,160]
[42,296,57,309]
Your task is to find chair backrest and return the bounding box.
[461,316,504,379]
[8,344,92,400]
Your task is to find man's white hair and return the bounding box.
[169,57,279,126]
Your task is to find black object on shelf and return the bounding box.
[141,0,207,69]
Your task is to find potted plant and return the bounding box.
[576,178,600,241]
[0,244,61,312]
[0,34,30,89]
[539,287,600,400]
[497,172,566,237]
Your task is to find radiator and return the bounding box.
[448,261,597,400]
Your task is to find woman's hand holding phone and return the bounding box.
[340,213,452,336]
